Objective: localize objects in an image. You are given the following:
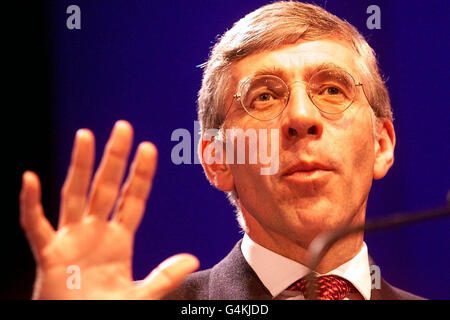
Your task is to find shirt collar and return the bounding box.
[241,233,372,300]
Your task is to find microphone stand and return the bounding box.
[305,200,450,300]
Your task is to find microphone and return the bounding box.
[304,195,450,300]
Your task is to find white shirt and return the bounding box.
[241,233,372,300]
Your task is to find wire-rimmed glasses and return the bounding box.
[225,68,367,121]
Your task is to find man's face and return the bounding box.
[222,40,383,247]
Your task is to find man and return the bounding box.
[19,1,422,300]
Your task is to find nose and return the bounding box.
[281,83,323,140]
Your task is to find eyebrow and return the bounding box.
[250,62,347,82]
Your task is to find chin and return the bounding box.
[290,206,349,232]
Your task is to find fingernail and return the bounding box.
[76,129,85,139]
[115,120,130,129]
[139,142,155,153]
[22,171,32,186]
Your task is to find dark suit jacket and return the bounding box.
[165,240,424,300]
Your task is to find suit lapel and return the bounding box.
[370,277,401,300]
[368,256,419,300]
[206,240,421,300]
[208,240,272,300]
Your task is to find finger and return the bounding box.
[138,254,199,299]
[59,129,95,227]
[86,120,133,220]
[19,171,55,257]
[112,142,157,232]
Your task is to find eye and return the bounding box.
[247,90,277,109]
[256,93,274,101]
[327,87,340,95]
[321,86,341,95]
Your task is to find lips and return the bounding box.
[282,160,333,176]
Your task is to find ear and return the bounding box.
[198,136,235,191]
[373,118,396,180]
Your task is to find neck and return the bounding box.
[241,207,366,274]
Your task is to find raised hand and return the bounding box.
[19,120,199,299]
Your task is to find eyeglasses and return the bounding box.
[225,68,367,121]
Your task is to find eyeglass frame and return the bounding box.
[223,68,371,122]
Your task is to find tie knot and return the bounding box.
[288,275,354,300]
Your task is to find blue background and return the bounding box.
[9,0,449,299]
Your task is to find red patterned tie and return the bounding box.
[288,275,354,300]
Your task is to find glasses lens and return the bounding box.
[308,69,356,114]
[240,75,289,120]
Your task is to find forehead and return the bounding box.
[231,40,362,85]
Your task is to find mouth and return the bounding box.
[282,161,334,182]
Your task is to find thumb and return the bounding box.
[137,253,199,299]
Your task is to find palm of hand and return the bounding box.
[20,121,198,300]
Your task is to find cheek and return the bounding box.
[333,108,376,178]
[341,126,376,195]
[225,121,280,194]
[231,164,267,195]
[230,162,280,214]
[354,138,375,172]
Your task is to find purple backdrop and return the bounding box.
[6,0,449,299]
